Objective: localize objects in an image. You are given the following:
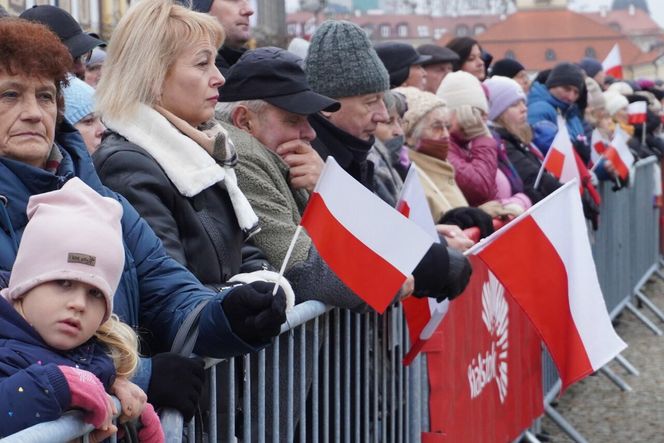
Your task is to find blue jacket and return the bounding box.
[527,81,589,162]
[0,123,256,360]
[0,297,115,437]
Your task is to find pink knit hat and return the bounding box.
[1,178,124,322]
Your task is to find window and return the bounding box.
[545,49,556,61]
[380,24,391,38]
[473,24,486,35]
[455,24,469,37]
[417,25,430,38]
[434,27,446,40]
[585,47,597,58]
[397,23,409,38]
[505,50,516,59]
[361,24,374,37]
[287,23,300,37]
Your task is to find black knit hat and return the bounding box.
[545,62,585,92]
[490,58,525,78]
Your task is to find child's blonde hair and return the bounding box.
[95,314,140,378]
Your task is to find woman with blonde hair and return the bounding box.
[93,0,288,347]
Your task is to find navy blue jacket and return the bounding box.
[0,297,115,437]
[0,123,256,359]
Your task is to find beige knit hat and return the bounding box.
[585,77,605,110]
[603,91,629,117]
[436,70,488,114]
[394,86,447,139]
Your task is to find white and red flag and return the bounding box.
[396,166,450,365]
[300,157,434,313]
[605,126,635,180]
[602,44,623,79]
[467,181,627,390]
[535,116,580,188]
[590,128,609,165]
[627,100,647,125]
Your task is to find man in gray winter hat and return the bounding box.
[304,20,471,305]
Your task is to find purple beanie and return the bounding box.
[483,76,526,122]
[1,178,124,322]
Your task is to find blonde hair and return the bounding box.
[13,301,139,378]
[96,0,225,121]
[95,314,140,378]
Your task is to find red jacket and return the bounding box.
[447,134,498,207]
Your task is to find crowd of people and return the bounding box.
[0,0,663,440]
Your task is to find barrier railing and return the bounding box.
[8,158,662,443]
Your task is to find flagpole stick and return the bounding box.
[590,154,605,173]
[642,122,646,147]
[272,225,303,296]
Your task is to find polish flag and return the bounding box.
[602,44,622,79]
[468,181,627,390]
[590,128,608,165]
[605,127,635,180]
[300,157,434,313]
[396,166,450,365]
[535,116,580,188]
[627,100,647,125]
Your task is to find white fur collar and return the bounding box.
[104,104,224,197]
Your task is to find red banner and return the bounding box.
[422,257,543,442]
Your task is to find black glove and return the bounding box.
[222,281,287,344]
[439,207,494,239]
[411,243,449,300]
[147,352,205,421]
[440,248,472,301]
[581,189,600,231]
[611,175,629,192]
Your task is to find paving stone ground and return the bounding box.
[540,277,664,442]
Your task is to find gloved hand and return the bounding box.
[456,105,490,139]
[222,281,287,344]
[411,243,449,300]
[581,188,600,230]
[147,353,205,421]
[440,248,472,301]
[59,366,114,430]
[611,175,629,192]
[439,207,494,239]
[138,403,165,443]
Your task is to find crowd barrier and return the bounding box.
[7,158,663,443]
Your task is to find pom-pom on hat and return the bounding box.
[305,20,389,99]
[1,178,124,323]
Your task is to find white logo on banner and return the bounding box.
[467,272,509,403]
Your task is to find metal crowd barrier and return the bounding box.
[539,157,662,443]
[8,159,663,443]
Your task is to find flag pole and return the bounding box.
[272,225,304,296]
[642,122,646,147]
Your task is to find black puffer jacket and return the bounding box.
[493,127,562,204]
[94,132,270,288]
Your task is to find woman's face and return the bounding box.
[74,113,105,154]
[462,44,485,81]
[419,107,451,142]
[0,73,57,168]
[500,100,527,128]
[160,39,224,127]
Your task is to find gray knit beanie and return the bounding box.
[305,20,389,99]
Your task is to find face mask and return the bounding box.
[416,137,449,161]
[383,135,405,155]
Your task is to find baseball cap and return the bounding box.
[219,47,340,115]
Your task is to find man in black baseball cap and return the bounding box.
[375,42,431,90]
[416,44,460,94]
[20,5,104,79]
[214,47,385,311]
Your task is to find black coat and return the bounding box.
[94,132,269,288]
[494,127,561,204]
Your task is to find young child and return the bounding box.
[0,178,163,442]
